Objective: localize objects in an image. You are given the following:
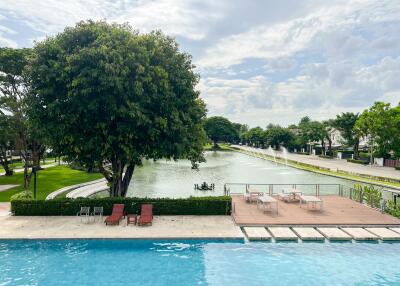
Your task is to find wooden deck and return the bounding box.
[232,195,400,226]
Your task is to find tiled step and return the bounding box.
[267,227,298,241]
[292,227,324,241]
[243,227,272,241]
[316,227,352,241]
[341,228,378,241]
[366,228,400,241]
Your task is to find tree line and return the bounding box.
[204,101,400,160]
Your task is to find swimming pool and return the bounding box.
[1,239,399,285]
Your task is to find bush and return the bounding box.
[319,155,333,159]
[395,166,400,171]
[10,191,33,201]
[350,184,382,208]
[295,152,309,155]
[11,196,232,216]
[347,158,369,165]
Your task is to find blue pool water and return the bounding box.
[1,240,400,286]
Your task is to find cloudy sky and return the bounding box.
[1,0,399,127]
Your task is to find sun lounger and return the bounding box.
[244,191,263,203]
[278,189,302,202]
[105,204,125,225]
[299,195,323,211]
[257,195,278,214]
[77,206,90,223]
[138,204,153,226]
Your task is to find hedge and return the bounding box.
[319,155,333,159]
[11,196,232,216]
[347,158,369,165]
[395,166,400,171]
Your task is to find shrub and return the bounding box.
[347,158,369,165]
[395,166,400,171]
[350,184,382,208]
[11,196,232,216]
[10,191,33,201]
[319,155,333,159]
[296,152,309,155]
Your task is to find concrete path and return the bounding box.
[243,227,271,241]
[316,227,352,241]
[0,215,243,240]
[234,145,400,181]
[0,185,19,192]
[0,162,61,176]
[292,227,324,241]
[341,227,379,241]
[46,178,106,200]
[267,227,298,241]
[66,179,108,198]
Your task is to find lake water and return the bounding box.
[126,151,355,198]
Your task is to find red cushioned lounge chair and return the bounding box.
[138,204,153,226]
[105,204,125,225]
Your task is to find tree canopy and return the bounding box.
[27,21,206,197]
[203,116,239,146]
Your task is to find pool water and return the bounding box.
[1,240,399,286]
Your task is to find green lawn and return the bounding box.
[0,166,103,201]
[0,158,58,173]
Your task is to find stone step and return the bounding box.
[366,228,400,241]
[243,227,272,241]
[292,227,324,241]
[267,227,298,241]
[341,227,378,241]
[316,227,352,241]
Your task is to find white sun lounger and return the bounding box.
[299,195,323,211]
[243,191,263,203]
[257,195,278,214]
[278,189,302,202]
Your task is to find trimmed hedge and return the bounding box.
[319,155,333,159]
[347,158,369,165]
[11,196,232,216]
[395,166,400,171]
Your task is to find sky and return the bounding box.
[0,0,399,127]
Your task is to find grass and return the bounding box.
[203,143,232,151]
[235,148,400,189]
[0,166,103,201]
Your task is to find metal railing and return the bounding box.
[224,183,343,197]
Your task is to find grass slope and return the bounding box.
[0,166,103,201]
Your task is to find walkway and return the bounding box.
[0,162,61,176]
[66,179,108,198]
[234,145,400,181]
[0,215,242,239]
[232,195,400,226]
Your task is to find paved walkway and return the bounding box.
[0,162,61,176]
[234,145,400,181]
[232,195,400,226]
[0,215,243,239]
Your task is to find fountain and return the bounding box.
[281,147,289,167]
[267,146,277,164]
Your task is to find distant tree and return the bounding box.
[333,112,360,158]
[203,116,239,147]
[0,113,16,175]
[246,127,265,148]
[232,122,249,143]
[355,102,400,159]
[264,126,293,150]
[323,119,335,155]
[27,21,207,197]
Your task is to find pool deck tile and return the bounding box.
[267,227,298,241]
[341,227,379,241]
[243,227,271,241]
[316,227,352,241]
[365,228,400,241]
[292,227,324,241]
[0,215,244,240]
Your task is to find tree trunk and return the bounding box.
[353,137,360,159]
[0,148,13,176]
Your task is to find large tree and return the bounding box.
[27,21,206,197]
[203,116,239,147]
[0,47,45,186]
[264,126,294,150]
[0,112,15,175]
[333,112,360,158]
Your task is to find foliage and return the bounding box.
[0,113,16,175]
[10,191,33,201]
[264,126,294,149]
[0,165,102,201]
[347,158,369,165]
[396,166,400,171]
[333,112,360,153]
[351,184,382,208]
[11,196,232,216]
[355,102,400,159]
[27,20,206,197]
[203,116,239,146]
